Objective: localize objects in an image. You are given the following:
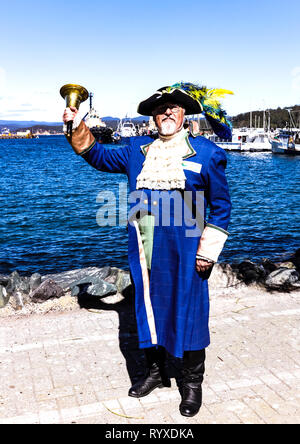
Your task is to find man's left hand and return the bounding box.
[196,259,214,273]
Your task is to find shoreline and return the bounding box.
[1,250,299,318]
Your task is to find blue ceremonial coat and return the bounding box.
[82,133,231,358]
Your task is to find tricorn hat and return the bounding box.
[137,85,203,116]
[137,82,233,140]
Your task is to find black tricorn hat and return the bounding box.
[137,86,203,116]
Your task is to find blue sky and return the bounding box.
[1,0,300,121]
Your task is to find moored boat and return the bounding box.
[244,129,272,152]
[209,128,272,152]
[114,118,137,143]
[84,93,115,144]
[271,130,300,155]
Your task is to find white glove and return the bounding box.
[62,106,82,134]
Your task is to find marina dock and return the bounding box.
[0,134,37,139]
[0,129,37,139]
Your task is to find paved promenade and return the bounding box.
[0,287,299,424]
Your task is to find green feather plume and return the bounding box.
[167,82,233,128]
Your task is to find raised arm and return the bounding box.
[63,107,131,174]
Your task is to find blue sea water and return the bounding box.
[0,135,299,275]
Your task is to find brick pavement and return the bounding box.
[0,287,299,424]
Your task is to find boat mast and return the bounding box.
[89,92,93,111]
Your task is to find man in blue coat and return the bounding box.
[63,82,232,417]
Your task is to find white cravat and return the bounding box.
[136,129,188,190]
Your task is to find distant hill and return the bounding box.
[0,120,61,127]
[0,116,150,132]
[232,105,300,129]
[27,125,64,132]
[101,116,149,122]
[101,116,150,130]
[0,120,62,130]
[2,106,300,133]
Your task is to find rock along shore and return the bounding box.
[0,249,299,317]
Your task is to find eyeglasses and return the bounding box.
[153,104,182,115]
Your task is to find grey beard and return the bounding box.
[159,120,177,136]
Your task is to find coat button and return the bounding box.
[153,201,157,206]
[143,199,148,204]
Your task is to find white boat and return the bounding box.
[85,108,106,130]
[270,130,300,155]
[212,140,242,151]
[209,130,242,151]
[115,119,137,141]
[209,128,272,152]
[243,129,272,152]
[271,108,300,154]
[0,127,10,135]
[83,93,114,143]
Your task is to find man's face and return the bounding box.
[153,102,185,136]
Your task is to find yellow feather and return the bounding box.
[207,88,234,98]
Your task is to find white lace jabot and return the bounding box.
[136,129,188,190]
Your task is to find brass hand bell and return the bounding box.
[60,84,89,136]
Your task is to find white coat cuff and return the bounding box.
[197,224,229,263]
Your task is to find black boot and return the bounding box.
[128,346,171,398]
[179,349,205,417]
